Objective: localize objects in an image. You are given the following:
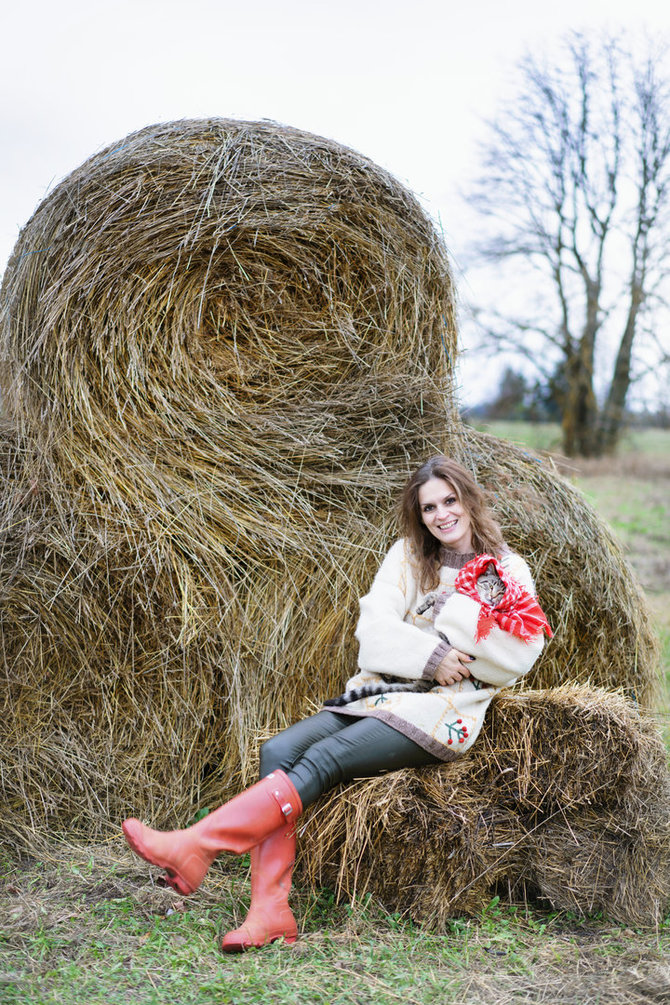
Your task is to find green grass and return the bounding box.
[579,479,668,541]
[469,419,670,462]
[1,857,668,1005]
[620,426,670,458]
[469,420,565,454]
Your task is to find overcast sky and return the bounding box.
[3,0,670,405]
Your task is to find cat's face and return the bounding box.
[418,477,473,554]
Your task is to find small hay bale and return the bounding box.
[519,809,670,927]
[472,684,668,813]
[0,117,660,854]
[297,687,670,927]
[296,760,525,923]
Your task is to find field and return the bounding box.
[1,423,669,1004]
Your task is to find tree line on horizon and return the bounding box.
[464,365,670,430]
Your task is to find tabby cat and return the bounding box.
[324,563,505,707]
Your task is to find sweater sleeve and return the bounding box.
[432,552,545,688]
[354,540,450,681]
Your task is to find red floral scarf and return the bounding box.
[454,554,553,644]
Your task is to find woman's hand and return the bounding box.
[433,648,475,686]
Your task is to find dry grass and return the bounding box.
[459,961,670,1005]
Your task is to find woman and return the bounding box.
[123,456,548,952]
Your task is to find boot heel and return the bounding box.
[157,871,194,895]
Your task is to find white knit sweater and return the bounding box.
[327,539,545,760]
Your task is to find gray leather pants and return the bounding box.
[259,710,439,809]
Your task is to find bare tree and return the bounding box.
[467,32,670,456]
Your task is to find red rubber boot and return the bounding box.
[122,770,302,896]
[221,821,298,952]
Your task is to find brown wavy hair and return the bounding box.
[399,455,505,591]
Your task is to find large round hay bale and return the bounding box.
[0,118,659,854]
[297,687,670,927]
[0,119,456,849]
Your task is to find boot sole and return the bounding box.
[122,820,195,896]
[221,932,297,953]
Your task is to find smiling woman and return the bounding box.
[123,453,550,950]
[402,455,506,586]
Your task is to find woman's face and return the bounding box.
[418,477,474,553]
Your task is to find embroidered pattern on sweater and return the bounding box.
[445,718,469,745]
